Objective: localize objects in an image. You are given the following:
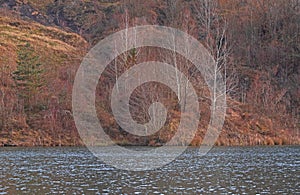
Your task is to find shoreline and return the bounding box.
[1,143,299,148]
[1,129,299,148]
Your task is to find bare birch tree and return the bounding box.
[194,0,236,105]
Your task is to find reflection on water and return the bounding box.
[0,146,299,194]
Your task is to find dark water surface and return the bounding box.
[0,146,299,194]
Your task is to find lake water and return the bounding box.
[0,146,299,194]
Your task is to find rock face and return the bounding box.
[0,0,299,146]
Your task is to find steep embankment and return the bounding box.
[0,16,88,146]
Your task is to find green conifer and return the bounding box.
[12,42,44,112]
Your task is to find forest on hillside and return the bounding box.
[0,0,299,146]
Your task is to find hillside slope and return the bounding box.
[0,0,299,146]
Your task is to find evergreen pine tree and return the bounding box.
[12,42,44,112]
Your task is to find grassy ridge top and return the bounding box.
[0,16,87,51]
